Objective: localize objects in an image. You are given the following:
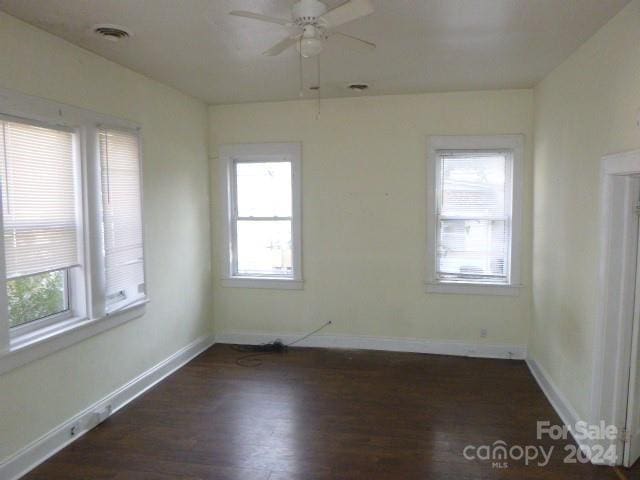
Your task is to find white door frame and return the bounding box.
[591,149,640,465]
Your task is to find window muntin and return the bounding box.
[99,128,145,312]
[435,151,513,284]
[232,161,294,278]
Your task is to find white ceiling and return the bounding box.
[0,0,630,105]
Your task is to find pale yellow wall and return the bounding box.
[7,0,636,462]
[531,0,640,418]
[209,90,534,345]
[0,13,211,461]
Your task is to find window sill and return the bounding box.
[0,299,148,375]
[425,281,522,296]
[222,277,304,290]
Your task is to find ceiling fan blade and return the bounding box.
[263,36,301,56]
[320,0,374,28]
[331,32,376,52]
[229,11,291,26]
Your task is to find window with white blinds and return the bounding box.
[0,118,80,329]
[0,88,149,364]
[0,119,79,279]
[99,128,145,311]
[427,135,523,294]
[436,151,512,283]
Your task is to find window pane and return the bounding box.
[99,129,145,309]
[237,220,292,276]
[438,220,507,280]
[440,153,506,217]
[7,270,68,328]
[236,162,291,218]
[0,120,79,279]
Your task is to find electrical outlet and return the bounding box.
[97,404,112,423]
[93,404,112,427]
[480,328,488,338]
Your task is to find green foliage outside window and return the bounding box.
[7,270,67,328]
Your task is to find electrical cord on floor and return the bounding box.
[233,321,332,367]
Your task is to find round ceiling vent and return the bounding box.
[92,24,132,41]
[348,83,370,92]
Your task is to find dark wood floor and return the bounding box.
[20,345,640,479]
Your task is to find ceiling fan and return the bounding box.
[230,0,376,58]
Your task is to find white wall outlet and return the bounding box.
[101,404,113,420]
[480,328,488,338]
[95,404,112,425]
[86,404,113,430]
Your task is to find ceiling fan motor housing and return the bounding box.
[292,0,328,26]
[229,0,375,58]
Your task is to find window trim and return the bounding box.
[0,86,148,372]
[425,135,524,296]
[219,143,303,290]
[1,300,147,376]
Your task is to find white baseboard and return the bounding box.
[526,356,581,428]
[0,334,215,480]
[525,356,605,462]
[216,331,527,360]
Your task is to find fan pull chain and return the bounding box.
[299,38,304,98]
[316,53,321,120]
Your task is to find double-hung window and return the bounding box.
[99,128,146,313]
[220,143,303,290]
[0,88,147,371]
[0,119,81,331]
[426,135,523,295]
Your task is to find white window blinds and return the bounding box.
[0,119,79,279]
[99,128,145,309]
[436,151,512,283]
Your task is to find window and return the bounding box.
[0,87,147,371]
[0,119,81,331]
[426,135,523,295]
[220,143,302,289]
[99,128,146,313]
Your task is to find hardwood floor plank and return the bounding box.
[19,345,633,479]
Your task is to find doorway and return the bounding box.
[592,150,640,467]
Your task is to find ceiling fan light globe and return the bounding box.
[298,37,323,58]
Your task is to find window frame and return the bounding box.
[425,135,524,296]
[97,125,148,315]
[0,87,148,374]
[220,143,303,290]
[0,116,88,334]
